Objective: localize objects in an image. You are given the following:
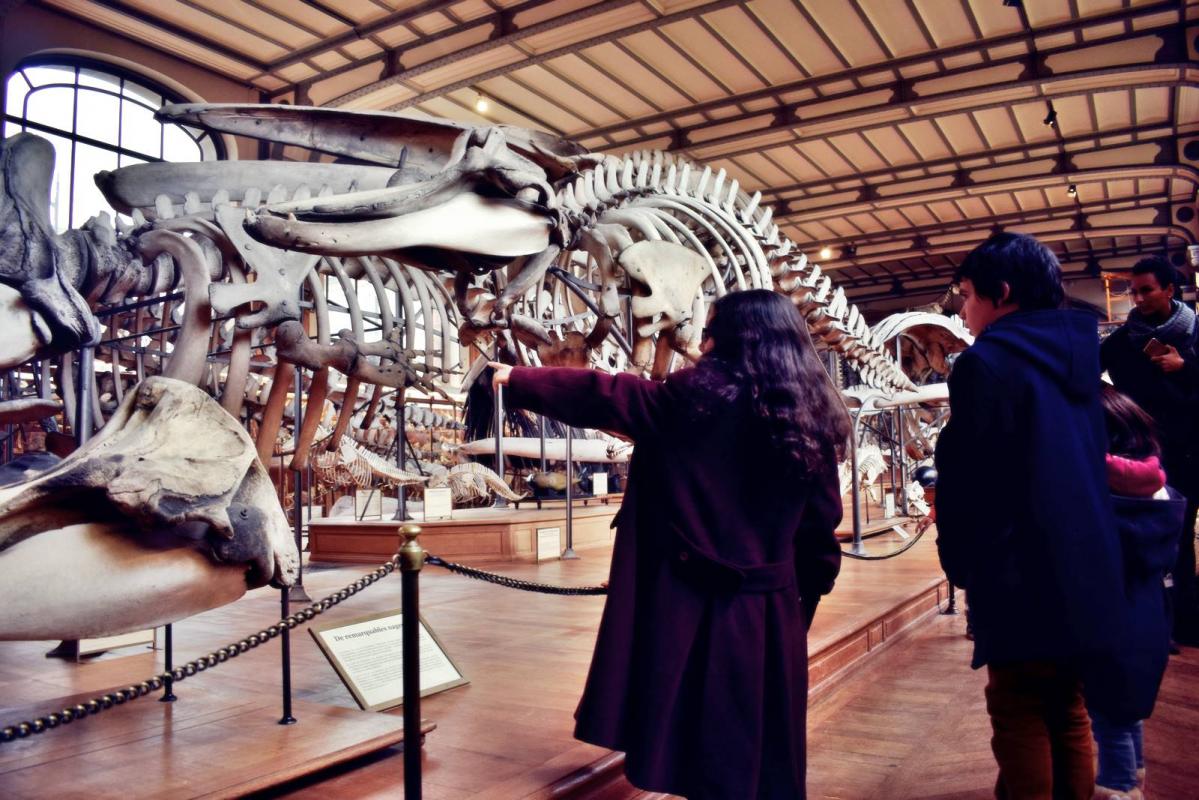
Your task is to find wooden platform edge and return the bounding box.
[202,714,435,800]
[808,577,949,697]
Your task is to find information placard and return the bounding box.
[423,487,453,520]
[355,489,382,520]
[883,493,896,518]
[309,608,467,712]
[591,472,608,497]
[536,526,561,562]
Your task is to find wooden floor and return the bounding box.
[808,612,1199,800]
[1,531,1195,798]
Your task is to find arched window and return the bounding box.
[3,56,224,232]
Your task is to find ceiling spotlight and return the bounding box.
[843,244,857,258]
[1043,101,1058,128]
[1084,257,1101,277]
[1067,183,1078,197]
[475,94,489,114]
[1002,0,1022,7]
[819,246,833,260]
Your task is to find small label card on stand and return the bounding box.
[355,489,383,520]
[591,472,608,497]
[423,487,453,520]
[309,608,467,712]
[536,526,561,562]
[883,493,896,518]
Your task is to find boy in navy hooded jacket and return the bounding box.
[935,233,1129,800]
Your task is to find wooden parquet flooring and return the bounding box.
[807,612,1199,800]
[1,531,1195,798]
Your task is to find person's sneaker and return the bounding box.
[1092,785,1143,800]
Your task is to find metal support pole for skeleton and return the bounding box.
[394,387,409,521]
[160,623,177,702]
[279,587,296,724]
[537,415,547,510]
[399,523,425,799]
[289,368,311,603]
[562,427,578,559]
[492,367,507,508]
[850,408,865,555]
[75,347,95,446]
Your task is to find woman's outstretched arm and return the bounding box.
[494,363,674,441]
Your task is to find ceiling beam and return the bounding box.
[73,0,272,74]
[762,131,1178,210]
[576,0,1182,146]
[663,61,1192,165]
[269,0,626,102]
[792,196,1176,252]
[262,0,461,75]
[774,162,1196,223]
[321,0,745,109]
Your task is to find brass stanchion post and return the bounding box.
[400,523,424,799]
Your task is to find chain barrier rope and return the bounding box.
[0,553,404,744]
[424,555,608,595]
[0,550,607,744]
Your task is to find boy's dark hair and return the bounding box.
[1099,384,1160,459]
[954,232,1064,310]
[1131,255,1178,292]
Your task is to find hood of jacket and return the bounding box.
[1111,489,1184,577]
[977,309,1099,402]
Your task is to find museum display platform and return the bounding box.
[0,529,948,798]
[309,503,621,564]
[0,682,433,799]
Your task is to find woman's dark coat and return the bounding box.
[506,365,843,800]
[1084,488,1183,723]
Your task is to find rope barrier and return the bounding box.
[0,553,403,744]
[424,555,608,595]
[840,522,932,560]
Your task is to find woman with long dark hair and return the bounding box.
[491,289,850,799]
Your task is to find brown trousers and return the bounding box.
[985,661,1094,800]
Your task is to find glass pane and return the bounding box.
[356,281,379,313]
[75,86,120,146]
[326,276,347,307]
[163,124,200,163]
[72,142,118,227]
[330,310,353,336]
[23,64,76,88]
[117,152,147,169]
[5,71,30,117]
[34,130,74,232]
[120,98,161,159]
[78,68,120,92]
[122,81,160,108]
[24,85,76,135]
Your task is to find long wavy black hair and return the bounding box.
[696,289,851,475]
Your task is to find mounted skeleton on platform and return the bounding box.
[0,103,966,640]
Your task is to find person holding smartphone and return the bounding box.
[1100,255,1199,648]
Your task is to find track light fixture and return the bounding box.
[1043,101,1058,128]
[1084,257,1101,277]
[1067,183,1078,197]
[843,244,857,258]
[475,94,489,114]
[1002,0,1022,7]
[819,246,833,260]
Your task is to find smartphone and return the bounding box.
[1143,338,1169,357]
